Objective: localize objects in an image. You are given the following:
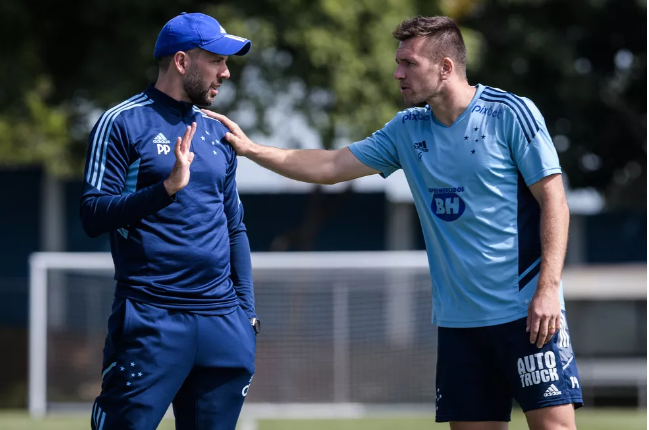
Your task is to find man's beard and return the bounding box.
[403,89,439,107]
[183,66,217,107]
[405,94,429,107]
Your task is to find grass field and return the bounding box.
[0,408,645,430]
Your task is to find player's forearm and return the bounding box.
[80,181,174,238]
[537,196,570,291]
[246,143,339,184]
[229,228,256,318]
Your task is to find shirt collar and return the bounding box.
[145,84,195,117]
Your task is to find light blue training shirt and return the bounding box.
[349,84,564,328]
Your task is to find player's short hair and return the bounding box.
[393,16,467,79]
[158,55,174,72]
[158,49,200,72]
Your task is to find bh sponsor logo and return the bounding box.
[518,351,559,388]
[471,105,503,119]
[402,111,431,124]
[429,187,466,222]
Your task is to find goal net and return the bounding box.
[29,251,437,417]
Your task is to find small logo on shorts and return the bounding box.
[544,384,562,397]
[242,375,254,397]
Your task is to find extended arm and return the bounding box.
[527,173,570,347]
[201,111,379,184]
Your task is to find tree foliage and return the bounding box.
[0,0,645,206]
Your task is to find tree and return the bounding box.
[0,0,645,208]
[460,0,646,209]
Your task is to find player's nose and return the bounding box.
[394,66,405,80]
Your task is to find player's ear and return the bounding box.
[174,51,190,75]
[440,57,453,80]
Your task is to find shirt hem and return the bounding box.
[525,167,562,187]
[522,396,584,412]
[115,287,240,316]
[433,310,529,328]
[347,145,396,178]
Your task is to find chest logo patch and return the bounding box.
[153,133,171,155]
[430,187,466,222]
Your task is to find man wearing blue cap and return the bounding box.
[81,12,258,430]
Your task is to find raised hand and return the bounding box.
[164,122,196,196]
[200,110,255,156]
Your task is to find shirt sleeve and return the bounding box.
[79,114,175,238]
[223,149,255,318]
[347,116,401,178]
[508,99,562,186]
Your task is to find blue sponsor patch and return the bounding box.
[431,192,466,222]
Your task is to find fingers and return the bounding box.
[178,126,190,154]
[200,109,237,132]
[529,315,540,346]
[174,136,182,158]
[185,123,197,152]
[179,123,197,154]
[546,315,561,345]
[536,318,549,348]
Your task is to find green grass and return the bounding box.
[0,408,645,430]
[258,409,647,430]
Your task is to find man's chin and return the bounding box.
[192,97,214,108]
[402,95,423,107]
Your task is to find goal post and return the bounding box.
[29,252,116,417]
[28,252,646,418]
[29,251,433,418]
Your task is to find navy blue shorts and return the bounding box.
[435,311,583,422]
[91,298,256,430]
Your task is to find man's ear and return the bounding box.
[174,51,190,75]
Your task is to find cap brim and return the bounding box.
[202,35,252,56]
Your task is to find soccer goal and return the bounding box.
[28,252,647,423]
[29,251,438,419]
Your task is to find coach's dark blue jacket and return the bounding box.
[80,85,255,318]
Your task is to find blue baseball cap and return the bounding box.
[154,12,252,59]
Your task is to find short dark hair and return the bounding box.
[393,16,467,79]
[158,55,174,72]
[157,48,199,72]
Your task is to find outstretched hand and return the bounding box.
[201,110,255,156]
[164,122,196,196]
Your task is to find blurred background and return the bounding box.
[0,0,646,428]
